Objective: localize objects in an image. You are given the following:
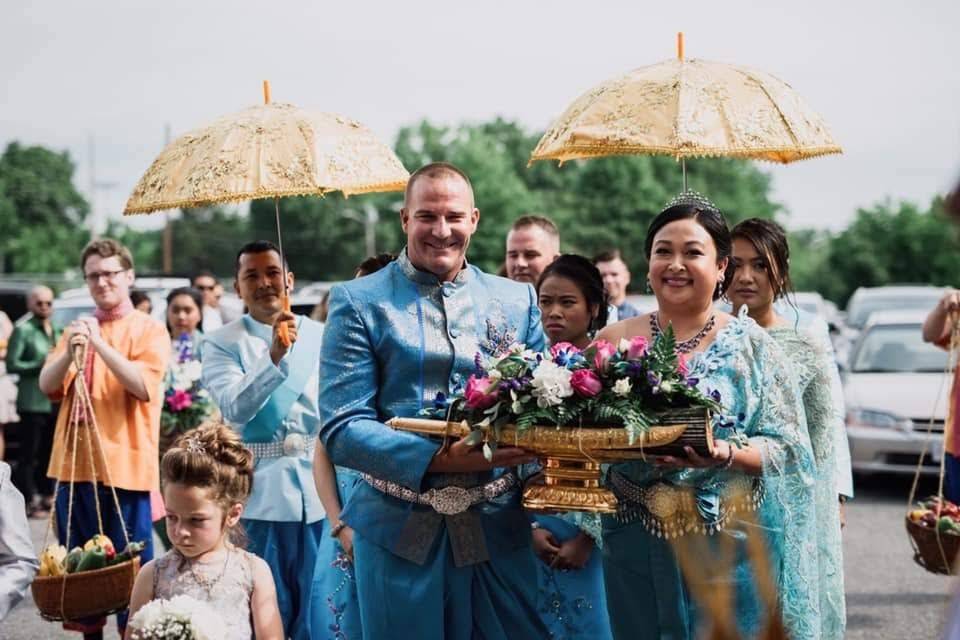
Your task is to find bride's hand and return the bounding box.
[654,441,732,469]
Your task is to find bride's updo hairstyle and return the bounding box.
[161,420,255,514]
[643,192,733,301]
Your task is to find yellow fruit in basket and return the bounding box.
[38,544,67,577]
[84,533,114,555]
[909,509,929,523]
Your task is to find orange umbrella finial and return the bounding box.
[263,80,271,105]
[677,32,685,61]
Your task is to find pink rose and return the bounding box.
[166,389,193,412]
[549,342,581,359]
[570,369,603,398]
[464,375,500,410]
[677,352,689,377]
[592,340,617,372]
[626,336,650,360]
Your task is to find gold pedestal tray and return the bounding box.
[387,407,712,514]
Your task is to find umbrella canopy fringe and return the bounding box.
[123,180,407,215]
[529,144,843,167]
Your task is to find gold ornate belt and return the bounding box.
[608,471,764,539]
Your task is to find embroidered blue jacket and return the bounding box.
[318,249,544,565]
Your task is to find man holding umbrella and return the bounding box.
[319,162,548,639]
[201,241,326,639]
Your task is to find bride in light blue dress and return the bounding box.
[595,194,820,640]
[727,218,850,639]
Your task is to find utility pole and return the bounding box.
[87,134,118,238]
[162,123,173,274]
[340,204,379,258]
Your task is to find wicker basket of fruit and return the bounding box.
[906,497,960,575]
[32,536,145,621]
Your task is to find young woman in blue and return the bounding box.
[532,254,613,640]
[727,218,849,639]
[594,195,820,640]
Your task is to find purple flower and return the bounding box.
[474,352,485,377]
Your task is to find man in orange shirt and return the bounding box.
[39,239,170,640]
[923,288,960,502]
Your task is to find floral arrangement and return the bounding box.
[161,334,215,444]
[424,326,721,457]
[128,594,226,640]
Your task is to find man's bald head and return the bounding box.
[404,162,475,208]
[28,285,54,320]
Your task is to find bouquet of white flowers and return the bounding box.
[129,595,226,640]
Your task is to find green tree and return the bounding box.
[809,198,960,306]
[0,142,90,273]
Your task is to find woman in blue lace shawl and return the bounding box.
[726,218,850,639]
[594,194,820,639]
[530,254,613,640]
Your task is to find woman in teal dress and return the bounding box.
[309,255,398,640]
[594,193,820,640]
[532,255,613,640]
[726,218,848,639]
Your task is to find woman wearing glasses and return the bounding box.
[594,194,819,639]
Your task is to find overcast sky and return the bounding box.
[3,1,958,234]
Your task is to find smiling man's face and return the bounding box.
[234,249,293,323]
[400,174,479,282]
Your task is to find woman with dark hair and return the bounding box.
[529,255,612,640]
[154,286,216,549]
[594,193,818,639]
[726,218,849,639]
[538,254,609,348]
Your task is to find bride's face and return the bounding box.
[647,219,726,312]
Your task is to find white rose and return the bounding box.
[613,378,633,397]
[531,360,574,408]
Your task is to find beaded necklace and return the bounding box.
[650,311,716,354]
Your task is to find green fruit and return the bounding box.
[108,541,146,566]
[65,547,84,574]
[74,546,107,572]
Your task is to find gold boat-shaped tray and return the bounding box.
[388,407,712,514]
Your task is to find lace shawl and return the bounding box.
[770,318,846,639]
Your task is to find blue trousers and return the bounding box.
[54,483,153,635]
[244,518,323,640]
[946,453,960,504]
[352,528,547,640]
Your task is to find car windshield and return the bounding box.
[847,293,942,329]
[851,324,948,373]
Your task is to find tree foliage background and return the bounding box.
[1,123,957,307]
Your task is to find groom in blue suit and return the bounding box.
[319,162,548,639]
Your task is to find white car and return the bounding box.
[845,285,947,334]
[843,310,951,475]
[52,278,190,327]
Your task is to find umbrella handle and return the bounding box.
[277,293,292,347]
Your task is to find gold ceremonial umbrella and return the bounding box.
[530,33,841,186]
[124,81,409,342]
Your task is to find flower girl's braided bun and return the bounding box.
[162,420,254,511]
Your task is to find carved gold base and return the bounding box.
[522,457,618,514]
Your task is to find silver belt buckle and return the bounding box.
[427,485,472,515]
[282,433,306,457]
